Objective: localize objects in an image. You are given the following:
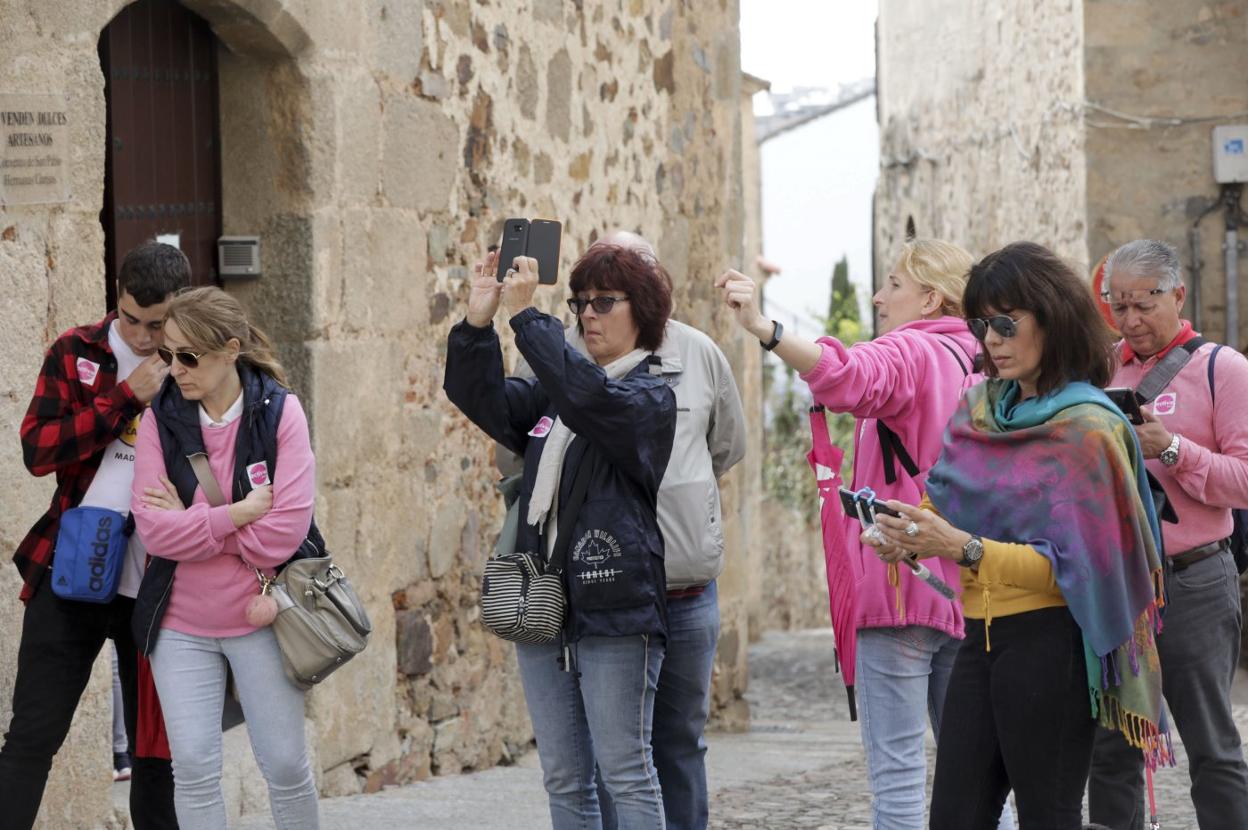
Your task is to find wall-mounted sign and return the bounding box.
[0,93,71,206]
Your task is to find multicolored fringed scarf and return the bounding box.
[926,379,1172,769]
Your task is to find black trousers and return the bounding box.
[930,606,1095,830]
[0,579,177,830]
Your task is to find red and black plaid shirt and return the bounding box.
[14,313,144,601]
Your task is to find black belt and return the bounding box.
[1168,540,1227,572]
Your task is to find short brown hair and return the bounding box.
[964,242,1117,395]
[569,245,673,352]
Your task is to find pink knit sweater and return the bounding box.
[801,316,978,636]
[130,395,315,638]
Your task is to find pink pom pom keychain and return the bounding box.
[245,568,279,627]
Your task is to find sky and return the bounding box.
[740,1,877,97]
[740,0,880,339]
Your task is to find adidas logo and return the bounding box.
[57,575,69,586]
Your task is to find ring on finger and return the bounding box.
[904,521,919,537]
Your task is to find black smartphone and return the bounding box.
[838,487,903,527]
[495,218,530,281]
[1105,387,1145,425]
[526,219,562,285]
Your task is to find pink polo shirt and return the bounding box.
[131,393,315,637]
[1111,327,1248,555]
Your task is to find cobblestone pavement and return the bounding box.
[225,628,1248,829]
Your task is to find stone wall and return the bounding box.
[1,1,829,826]
[1084,0,1248,347]
[875,0,1089,273]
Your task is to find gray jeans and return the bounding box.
[149,627,319,830]
[1088,546,1248,830]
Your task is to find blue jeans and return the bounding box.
[601,582,720,830]
[517,634,666,830]
[1089,546,1248,829]
[857,626,1016,830]
[149,627,318,830]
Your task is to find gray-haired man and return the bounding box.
[1088,239,1248,829]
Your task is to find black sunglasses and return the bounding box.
[567,296,629,315]
[967,313,1029,341]
[156,345,208,369]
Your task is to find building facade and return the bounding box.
[0,1,830,826]
[876,0,1248,350]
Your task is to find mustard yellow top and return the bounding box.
[918,495,1065,626]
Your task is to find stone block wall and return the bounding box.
[875,0,1089,272]
[1,0,829,826]
[1084,0,1248,347]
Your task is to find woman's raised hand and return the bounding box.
[465,250,503,328]
[715,269,773,341]
[501,256,541,317]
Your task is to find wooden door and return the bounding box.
[99,0,221,308]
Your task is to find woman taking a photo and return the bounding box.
[867,242,1167,829]
[131,287,318,829]
[717,239,1014,830]
[444,247,676,828]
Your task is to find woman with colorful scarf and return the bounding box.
[720,240,1022,830]
[866,242,1168,829]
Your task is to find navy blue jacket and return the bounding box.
[444,308,677,640]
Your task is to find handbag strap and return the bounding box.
[546,446,595,577]
[187,453,227,506]
[187,452,271,590]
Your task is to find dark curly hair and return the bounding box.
[568,245,673,352]
[964,241,1117,396]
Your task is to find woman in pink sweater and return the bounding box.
[718,240,1013,830]
[130,287,318,830]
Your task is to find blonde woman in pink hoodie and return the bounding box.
[718,240,1014,830]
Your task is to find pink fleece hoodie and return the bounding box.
[130,395,315,638]
[801,316,978,637]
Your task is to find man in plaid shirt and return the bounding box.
[0,242,188,829]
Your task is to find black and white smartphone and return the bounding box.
[495,218,530,281]
[838,487,903,527]
[1105,387,1145,425]
[526,219,562,285]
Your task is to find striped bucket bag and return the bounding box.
[480,453,593,644]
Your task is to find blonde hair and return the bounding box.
[165,287,289,387]
[894,238,975,318]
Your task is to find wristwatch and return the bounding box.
[1160,433,1182,467]
[761,320,784,352]
[958,535,984,568]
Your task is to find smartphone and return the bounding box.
[838,487,903,527]
[1105,387,1145,425]
[526,219,562,285]
[495,218,530,281]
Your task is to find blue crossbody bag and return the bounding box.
[50,506,131,603]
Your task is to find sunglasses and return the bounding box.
[567,296,629,316]
[967,313,1030,341]
[156,346,209,369]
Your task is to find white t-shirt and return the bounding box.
[79,321,148,598]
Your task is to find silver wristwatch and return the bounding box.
[1160,433,1182,467]
[959,535,984,568]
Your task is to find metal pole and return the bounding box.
[1227,228,1239,348]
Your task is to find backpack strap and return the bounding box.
[1208,344,1223,406]
[934,334,972,378]
[877,421,920,485]
[876,334,972,484]
[1134,337,1206,404]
